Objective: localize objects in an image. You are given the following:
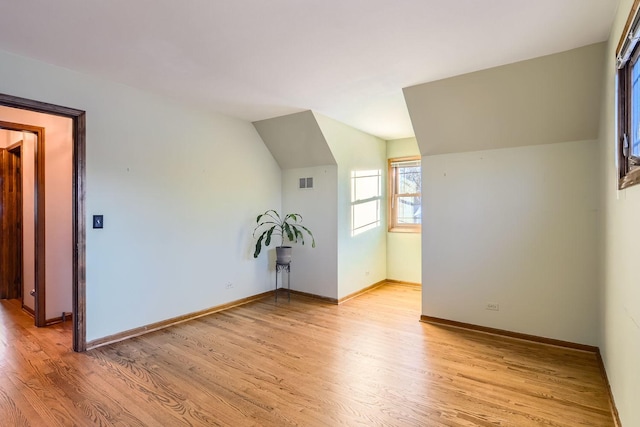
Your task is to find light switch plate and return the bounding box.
[93,215,104,229]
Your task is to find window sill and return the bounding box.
[388,226,421,234]
[619,167,640,189]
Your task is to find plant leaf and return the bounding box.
[253,210,316,254]
[292,226,304,244]
[283,222,294,242]
[266,210,280,222]
[253,234,265,258]
[298,225,316,248]
[265,227,275,246]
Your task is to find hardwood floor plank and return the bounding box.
[0,386,32,427]
[0,284,616,426]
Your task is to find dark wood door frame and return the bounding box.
[0,121,46,327]
[0,93,86,352]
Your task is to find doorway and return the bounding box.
[0,94,86,352]
[0,122,45,326]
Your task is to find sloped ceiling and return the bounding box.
[404,43,606,156]
[253,111,336,169]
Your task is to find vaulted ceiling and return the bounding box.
[0,1,618,140]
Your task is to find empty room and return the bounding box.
[0,1,638,426]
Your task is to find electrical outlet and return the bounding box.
[486,303,499,311]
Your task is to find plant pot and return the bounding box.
[276,246,292,264]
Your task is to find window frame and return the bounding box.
[617,0,640,189]
[388,156,421,233]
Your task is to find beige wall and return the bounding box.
[21,133,36,312]
[386,137,421,284]
[0,129,13,148]
[598,0,640,425]
[0,129,37,312]
[0,130,35,310]
[0,108,73,320]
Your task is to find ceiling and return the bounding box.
[0,1,619,140]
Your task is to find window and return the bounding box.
[388,157,421,232]
[351,169,381,235]
[617,0,640,189]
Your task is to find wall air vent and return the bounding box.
[299,177,313,189]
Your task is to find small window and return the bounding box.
[351,169,382,236]
[388,157,421,232]
[617,0,640,189]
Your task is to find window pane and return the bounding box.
[388,157,422,230]
[632,57,640,156]
[397,196,421,224]
[617,5,640,189]
[397,166,421,194]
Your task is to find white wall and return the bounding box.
[405,43,605,346]
[256,111,387,300]
[599,0,640,425]
[0,108,73,320]
[386,137,421,283]
[315,113,387,299]
[0,48,282,342]
[281,166,338,298]
[252,111,339,299]
[422,141,600,345]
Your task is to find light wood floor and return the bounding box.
[0,283,615,426]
